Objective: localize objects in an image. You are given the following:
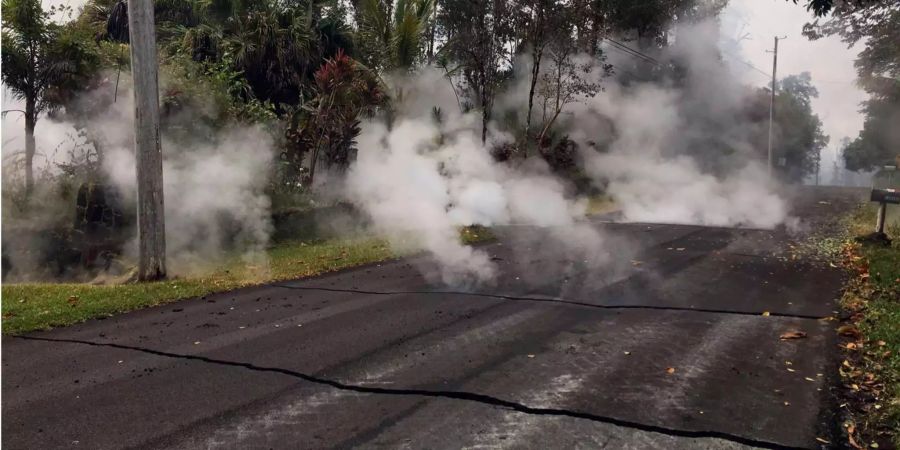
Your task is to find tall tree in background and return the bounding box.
[773,73,829,182]
[804,0,899,171]
[517,0,568,152]
[2,0,98,196]
[439,0,512,143]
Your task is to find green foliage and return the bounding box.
[354,0,435,71]
[805,1,899,172]
[2,0,100,111]
[152,0,356,109]
[843,94,900,172]
[774,72,829,182]
[284,50,387,186]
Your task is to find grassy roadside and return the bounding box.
[837,204,900,448]
[1,226,494,335]
[585,194,618,216]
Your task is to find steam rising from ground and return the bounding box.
[106,127,274,275]
[575,83,789,228]
[2,76,274,279]
[345,18,794,285]
[2,18,797,284]
[344,71,607,286]
[98,83,275,275]
[574,19,791,229]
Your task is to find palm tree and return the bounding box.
[158,0,354,109]
[2,0,97,196]
[355,0,435,71]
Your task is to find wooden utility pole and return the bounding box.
[128,0,166,281]
[767,36,785,178]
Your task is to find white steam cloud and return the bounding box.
[573,19,791,229]
[2,74,274,278]
[344,70,607,287]
[344,18,795,286]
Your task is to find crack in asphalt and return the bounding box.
[14,335,806,450]
[272,284,826,320]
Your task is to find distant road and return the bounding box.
[2,186,867,449]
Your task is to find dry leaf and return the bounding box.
[780,330,807,340]
[527,354,535,358]
[665,367,676,374]
[838,325,861,339]
[761,311,771,317]
[815,437,831,444]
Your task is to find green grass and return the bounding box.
[585,194,618,216]
[1,226,495,335]
[842,204,900,446]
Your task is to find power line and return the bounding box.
[601,37,664,67]
[725,55,771,79]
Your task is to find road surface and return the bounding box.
[2,187,866,449]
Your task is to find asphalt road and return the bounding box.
[2,187,867,449]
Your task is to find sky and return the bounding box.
[722,0,868,180]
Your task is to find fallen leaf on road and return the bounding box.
[676,248,685,251]
[762,311,771,317]
[780,330,807,340]
[527,354,535,358]
[623,351,631,355]
[838,325,861,339]
[666,367,676,374]
[805,377,815,382]
[815,437,830,444]
[193,341,201,345]
[630,260,643,266]
[784,401,790,406]
[787,367,796,372]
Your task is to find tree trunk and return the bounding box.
[481,81,489,144]
[525,46,542,156]
[24,97,36,197]
[128,0,167,281]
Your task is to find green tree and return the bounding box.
[285,50,386,187]
[354,0,435,71]
[804,0,899,171]
[772,73,830,182]
[439,0,513,143]
[2,0,98,196]
[96,0,357,111]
